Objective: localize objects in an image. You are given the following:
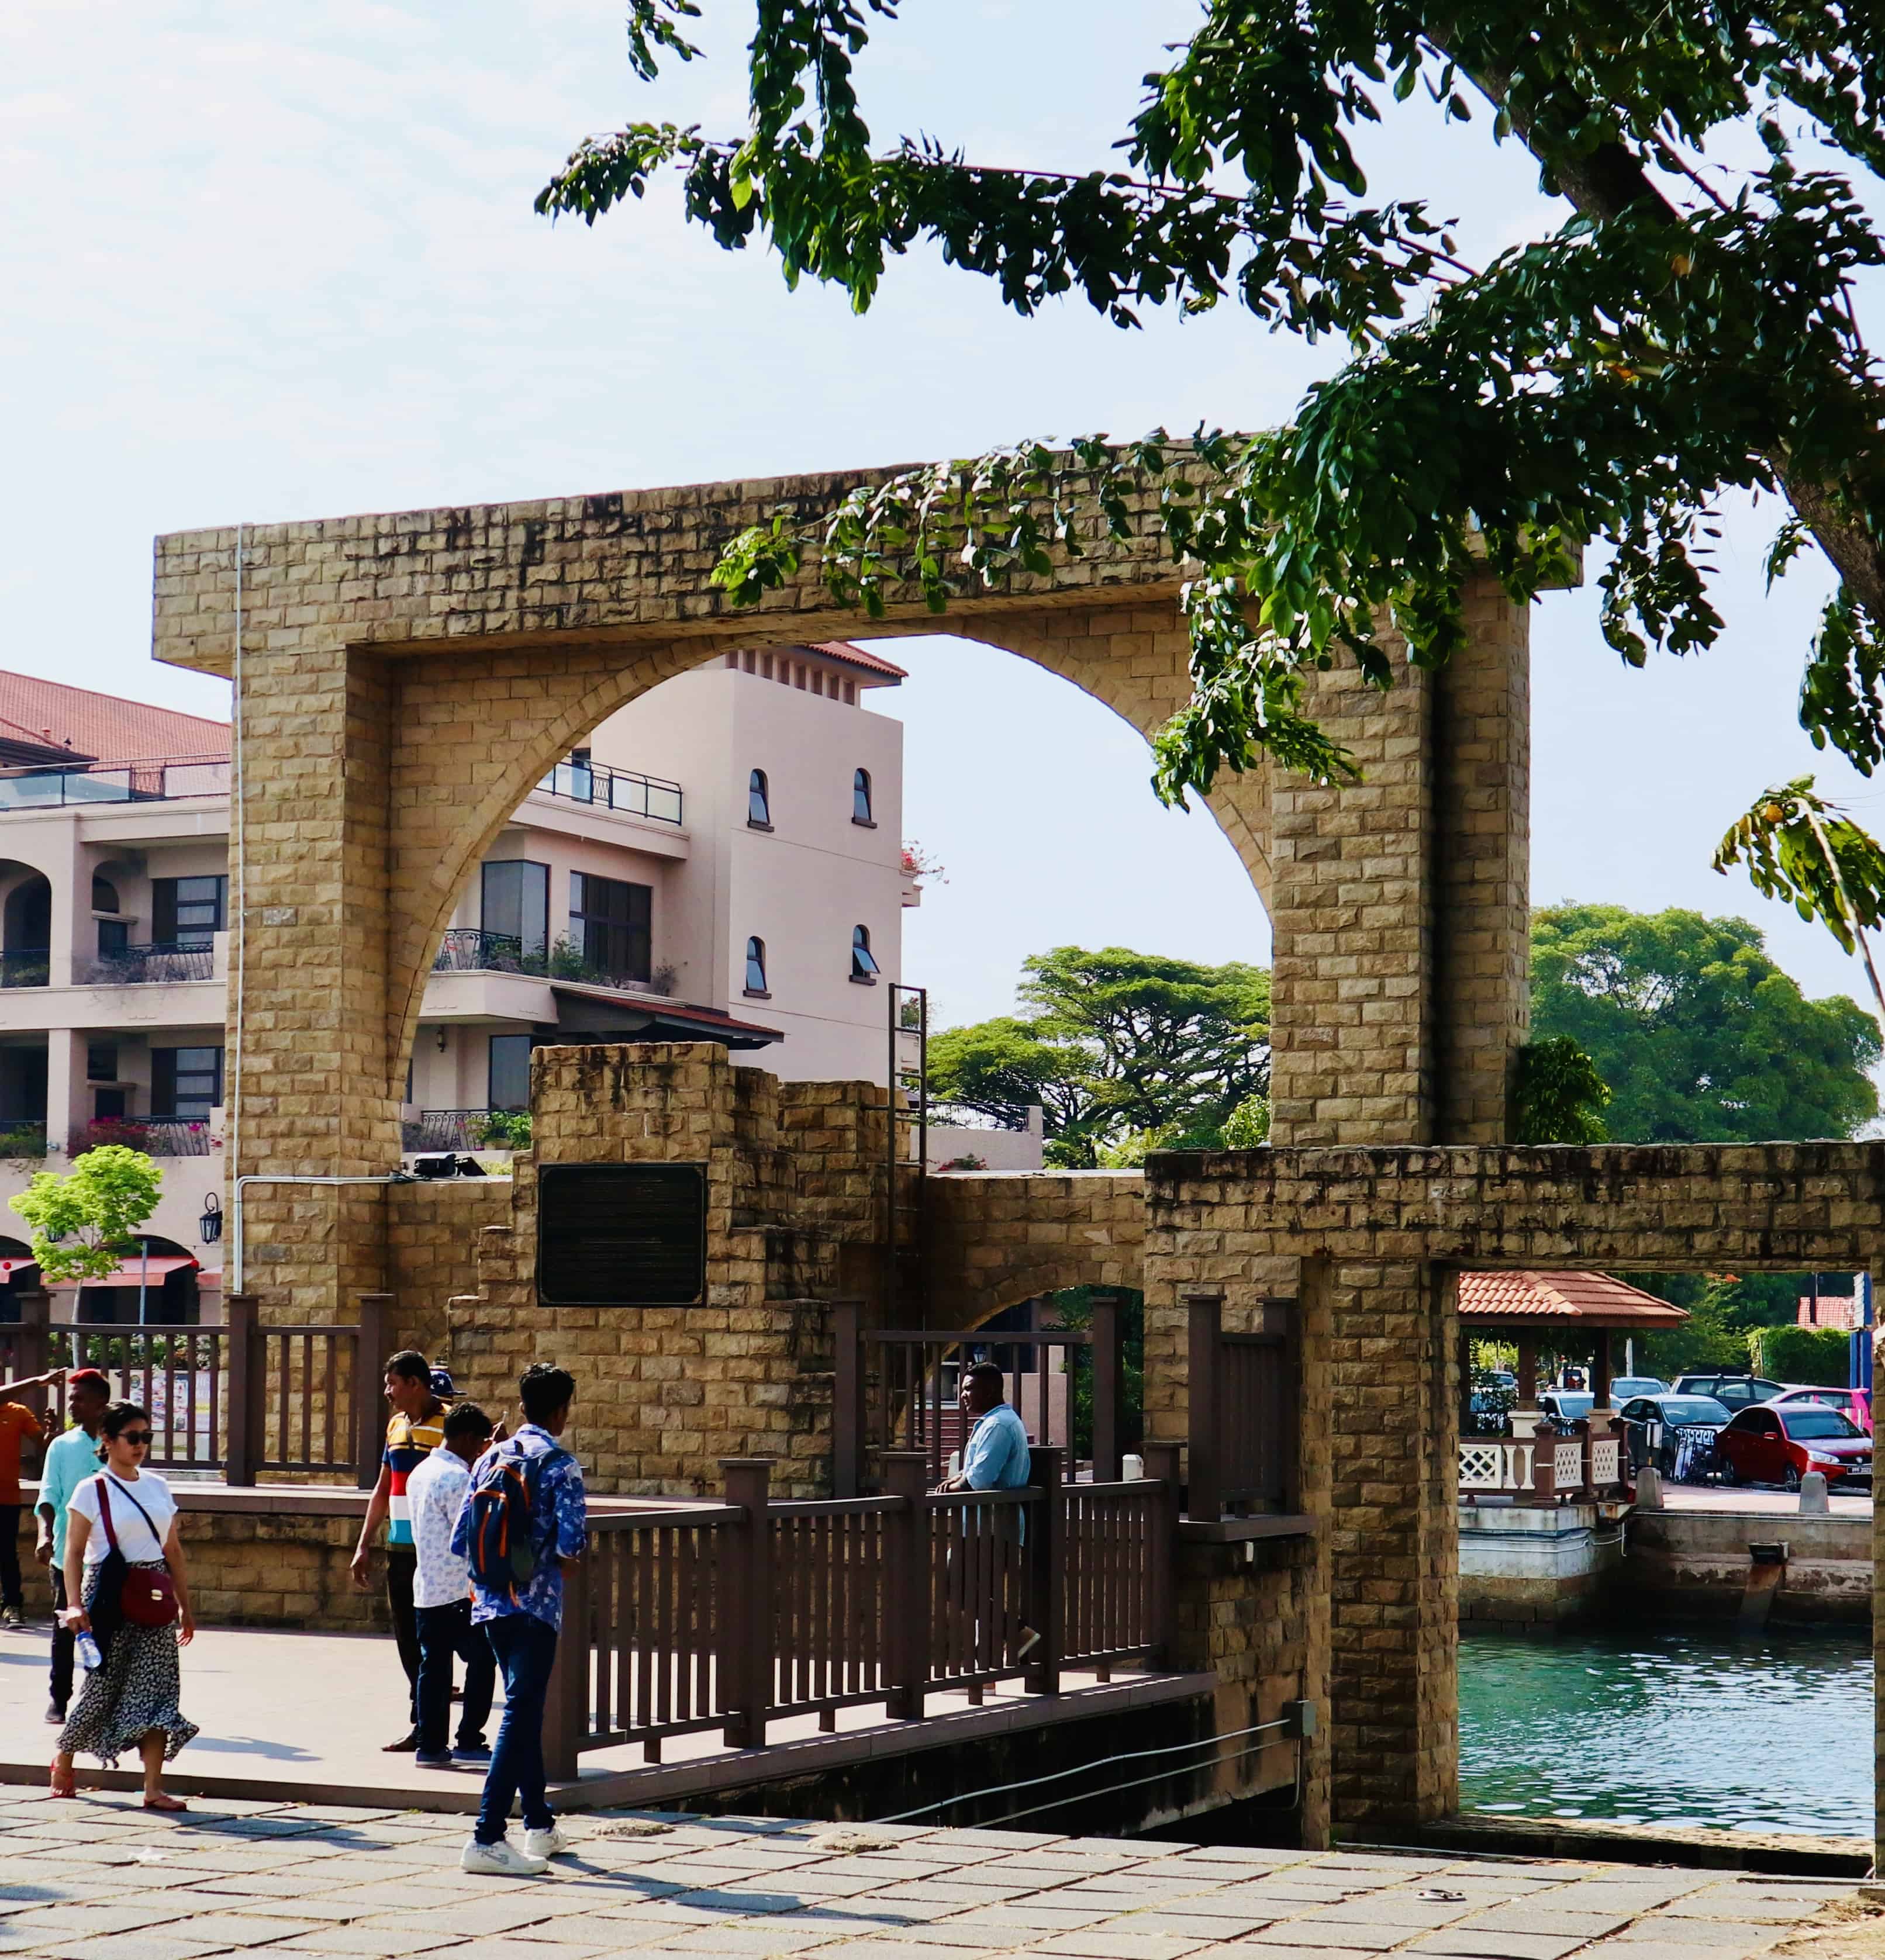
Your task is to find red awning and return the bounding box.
[46,1255,199,1288]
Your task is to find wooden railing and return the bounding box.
[545,1444,1178,1778]
[831,1292,1132,1495]
[1185,1291,1299,1521]
[0,1289,391,1486]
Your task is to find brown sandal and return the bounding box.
[142,1791,187,1812]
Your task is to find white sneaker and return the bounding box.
[524,1823,572,1859]
[461,1836,548,1876]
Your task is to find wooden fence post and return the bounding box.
[718,1458,774,1750]
[14,1290,50,1420]
[541,1541,592,1783]
[1089,1290,1125,1482]
[354,1294,394,1489]
[833,1298,863,1498]
[1185,1292,1224,1522]
[1024,1444,1063,1697]
[223,1292,261,1486]
[1142,1440,1183,1669]
[881,1451,929,1721]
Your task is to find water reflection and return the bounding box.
[1459,1625,1873,1838]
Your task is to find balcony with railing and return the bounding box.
[534,758,682,826]
[80,942,218,986]
[401,1107,526,1152]
[0,755,230,811]
[429,928,662,995]
[82,1117,215,1157]
[0,950,48,989]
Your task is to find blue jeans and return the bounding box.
[416,1600,495,1756]
[475,1611,558,1844]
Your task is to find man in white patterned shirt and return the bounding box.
[406,1403,498,1769]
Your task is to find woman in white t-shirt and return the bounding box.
[50,1401,197,1807]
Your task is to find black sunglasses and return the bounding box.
[116,1431,153,1447]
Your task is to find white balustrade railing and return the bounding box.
[1458,1430,1629,1498]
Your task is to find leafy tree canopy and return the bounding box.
[541,0,1885,833]
[9,1146,163,1284]
[927,946,1271,1166]
[1530,902,1881,1142]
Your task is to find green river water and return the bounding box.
[1458,1626,1874,1840]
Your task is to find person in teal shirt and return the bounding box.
[34,1369,109,1725]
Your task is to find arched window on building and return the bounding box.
[748,769,771,827]
[850,924,879,983]
[744,937,768,995]
[852,768,874,825]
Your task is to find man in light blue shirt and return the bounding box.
[33,1368,109,1725]
[936,1361,1039,1660]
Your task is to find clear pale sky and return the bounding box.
[4,2,1879,1034]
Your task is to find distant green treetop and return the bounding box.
[1530,902,1880,1143]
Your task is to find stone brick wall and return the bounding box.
[386,1176,511,1361]
[920,1170,1145,1324]
[441,1043,890,1495]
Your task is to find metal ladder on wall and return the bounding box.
[884,981,928,1321]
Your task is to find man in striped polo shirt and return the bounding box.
[351,1350,449,1751]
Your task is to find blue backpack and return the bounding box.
[463,1441,570,1600]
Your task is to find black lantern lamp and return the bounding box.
[199,1192,222,1244]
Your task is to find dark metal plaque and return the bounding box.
[536,1162,707,1308]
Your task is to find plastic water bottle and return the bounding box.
[74,1633,101,1673]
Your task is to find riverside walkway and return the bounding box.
[0,1790,1863,1960]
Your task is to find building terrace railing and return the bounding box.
[81,942,217,986]
[546,1447,1178,1777]
[536,758,683,826]
[0,1290,392,1484]
[0,755,230,810]
[0,949,49,988]
[429,928,660,995]
[82,1117,215,1157]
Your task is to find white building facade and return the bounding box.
[0,647,915,1319]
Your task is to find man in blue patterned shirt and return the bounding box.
[453,1363,586,1877]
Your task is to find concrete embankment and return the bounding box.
[1460,1494,1873,1627]
[1623,1506,1872,1624]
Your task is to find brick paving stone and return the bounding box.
[1663,1890,1838,1923]
[1404,1934,1593,1960]
[945,1907,1121,1933]
[1247,1926,1408,1952]
[1227,1946,1393,1960]
[1088,1911,1278,1938]
[26,1939,249,1960]
[1608,1923,1786,1951]
[4,1900,203,1935]
[1298,1897,1483,1930]
[831,1945,1034,1960]
[640,1925,859,1952]
[1456,1907,1637,1938]
[284,1926,472,1955]
[861,1927,1035,1951]
[1025,1932,1223,1959]
[158,1911,333,1945]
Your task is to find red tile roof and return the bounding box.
[808,641,908,681]
[1457,1270,1690,1328]
[0,670,228,764]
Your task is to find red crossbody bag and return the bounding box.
[96,1476,180,1629]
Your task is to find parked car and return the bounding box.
[1670,1373,1784,1412]
[1609,1375,1668,1402]
[1617,1394,1732,1478]
[1715,1402,1874,1490]
[1541,1390,1594,1425]
[1770,1385,1873,1434]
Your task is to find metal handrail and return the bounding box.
[81,942,217,985]
[535,758,683,825]
[0,755,230,808]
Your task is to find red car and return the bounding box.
[1770,1385,1873,1435]
[1715,1403,1874,1490]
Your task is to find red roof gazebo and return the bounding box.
[1458,1269,1689,1406]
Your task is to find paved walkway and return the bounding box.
[0,1788,1865,1960]
[1658,1489,1872,1519]
[0,1619,1197,1813]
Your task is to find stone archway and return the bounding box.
[153,459,1561,1836]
